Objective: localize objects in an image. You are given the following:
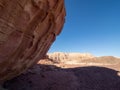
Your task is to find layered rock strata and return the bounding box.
[48,52,94,63]
[0,0,65,82]
[47,52,120,66]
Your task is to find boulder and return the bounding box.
[0,0,65,82]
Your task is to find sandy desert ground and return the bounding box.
[3,53,120,90]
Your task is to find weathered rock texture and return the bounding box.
[47,52,120,66]
[48,52,94,63]
[0,0,65,82]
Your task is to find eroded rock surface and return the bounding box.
[0,0,65,82]
[47,52,94,63]
[45,52,120,68]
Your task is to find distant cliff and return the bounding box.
[47,52,94,63]
[46,52,120,65]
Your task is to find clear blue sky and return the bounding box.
[49,0,120,57]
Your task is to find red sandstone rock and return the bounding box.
[0,0,65,82]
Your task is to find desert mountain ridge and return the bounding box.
[47,52,120,57]
[39,52,120,67]
[47,52,120,60]
[47,52,94,60]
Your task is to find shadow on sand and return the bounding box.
[3,64,120,90]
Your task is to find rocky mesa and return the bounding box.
[0,0,66,82]
[39,52,120,68]
[47,52,94,63]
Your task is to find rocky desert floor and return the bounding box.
[2,55,120,90]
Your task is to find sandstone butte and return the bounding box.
[0,0,66,83]
[47,52,94,63]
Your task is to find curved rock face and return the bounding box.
[0,0,66,82]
